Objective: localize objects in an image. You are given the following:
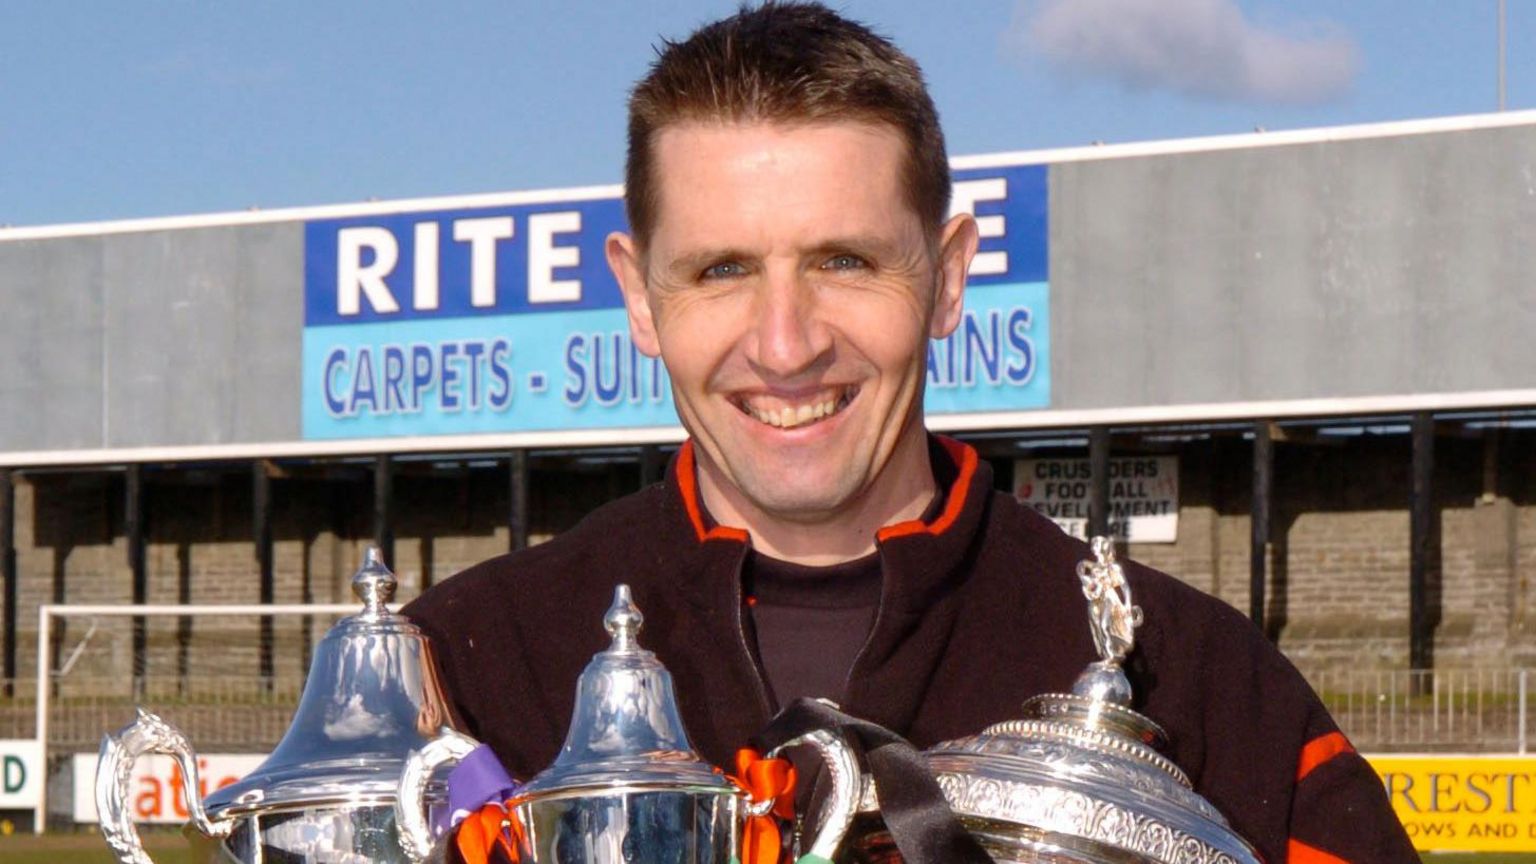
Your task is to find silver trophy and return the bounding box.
[96,547,471,864]
[397,584,861,863]
[848,538,1263,864]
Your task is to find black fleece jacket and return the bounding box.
[404,436,1415,863]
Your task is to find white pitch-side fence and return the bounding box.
[3,604,1535,834]
[1311,666,1533,755]
[25,603,356,834]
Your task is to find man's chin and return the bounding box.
[694,438,868,522]
[731,476,863,524]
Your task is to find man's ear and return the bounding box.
[606,231,662,357]
[930,213,980,339]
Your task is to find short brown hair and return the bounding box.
[624,1,950,247]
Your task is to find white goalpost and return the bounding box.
[31,602,358,834]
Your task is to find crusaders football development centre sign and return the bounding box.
[300,165,1049,442]
[1014,456,1180,543]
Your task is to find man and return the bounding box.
[405,4,1416,861]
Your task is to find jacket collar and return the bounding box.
[663,435,997,736]
[673,440,751,544]
[669,435,989,555]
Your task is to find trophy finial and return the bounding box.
[1072,537,1143,707]
[1076,536,1142,665]
[352,546,398,615]
[603,584,644,652]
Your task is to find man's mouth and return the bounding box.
[732,386,858,430]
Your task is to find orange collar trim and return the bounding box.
[676,441,751,544]
[875,436,979,542]
[676,436,979,546]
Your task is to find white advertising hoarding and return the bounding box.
[1014,456,1180,543]
[71,753,264,824]
[0,740,43,809]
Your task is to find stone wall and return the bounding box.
[2,429,1532,717]
[2,457,641,697]
[1116,429,1535,679]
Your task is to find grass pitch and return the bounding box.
[2,830,195,864]
[4,832,1536,863]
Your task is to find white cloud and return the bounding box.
[323,694,398,741]
[1011,0,1358,105]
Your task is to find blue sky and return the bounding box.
[1,1,1530,227]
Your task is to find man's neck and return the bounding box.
[695,435,938,566]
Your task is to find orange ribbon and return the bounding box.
[729,748,797,864]
[454,800,526,864]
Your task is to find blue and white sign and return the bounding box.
[301,163,1049,442]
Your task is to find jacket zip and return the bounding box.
[838,543,891,705]
[731,548,777,721]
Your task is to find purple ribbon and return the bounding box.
[437,744,521,833]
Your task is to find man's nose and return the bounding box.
[749,270,831,377]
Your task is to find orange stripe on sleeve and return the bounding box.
[1287,838,1350,863]
[1295,731,1354,782]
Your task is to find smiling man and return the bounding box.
[404,4,1415,861]
[606,119,974,564]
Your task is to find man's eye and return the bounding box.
[822,254,867,271]
[701,262,746,280]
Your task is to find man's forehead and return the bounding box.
[640,119,920,250]
[648,117,907,169]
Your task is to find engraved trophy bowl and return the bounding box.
[846,538,1263,864]
[95,547,468,864]
[486,584,860,864]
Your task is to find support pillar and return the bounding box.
[508,450,529,552]
[254,461,274,688]
[639,445,663,488]
[127,465,147,699]
[1250,421,1273,629]
[1088,427,1112,538]
[1410,413,1435,674]
[1,468,15,697]
[374,454,394,568]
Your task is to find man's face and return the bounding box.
[609,121,976,525]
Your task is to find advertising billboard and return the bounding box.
[300,165,1049,443]
[71,752,264,824]
[0,741,42,811]
[1371,754,1536,852]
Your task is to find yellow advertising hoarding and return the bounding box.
[1368,754,1536,851]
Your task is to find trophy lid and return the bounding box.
[203,547,455,818]
[922,538,1262,864]
[517,584,734,799]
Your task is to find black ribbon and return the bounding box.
[753,698,994,864]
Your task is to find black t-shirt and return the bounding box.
[743,493,944,709]
[744,550,883,708]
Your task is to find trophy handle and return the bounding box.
[766,728,861,864]
[395,726,481,862]
[96,708,231,864]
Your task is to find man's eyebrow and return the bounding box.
[806,235,905,261]
[657,248,757,279]
[654,236,913,279]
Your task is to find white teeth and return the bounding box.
[741,388,855,429]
